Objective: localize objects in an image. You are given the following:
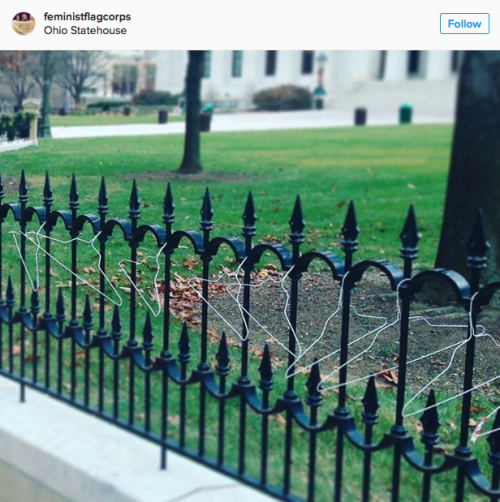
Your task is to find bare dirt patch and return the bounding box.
[162,267,500,399]
[122,170,257,184]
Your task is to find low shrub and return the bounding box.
[132,90,180,107]
[252,85,312,111]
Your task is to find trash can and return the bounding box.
[124,105,131,117]
[59,107,66,116]
[399,103,412,124]
[315,98,324,110]
[158,108,168,124]
[200,112,212,132]
[354,108,367,126]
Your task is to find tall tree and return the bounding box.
[0,51,34,108]
[178,51,204,174]
[55,51,104,106]
[31,51,60,138]
[435,51,500,281]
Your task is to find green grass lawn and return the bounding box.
[49,113,185,127]
[0,124,452,268]
[1,124,492,501]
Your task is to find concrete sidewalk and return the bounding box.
[0,377,273,502]
[51,110,454,140]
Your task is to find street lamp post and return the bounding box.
[313,52,328,109]
[38,51,52,139]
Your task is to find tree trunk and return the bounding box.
[435,51,500,281]
[178,51,204,174]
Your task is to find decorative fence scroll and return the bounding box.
[0,170,500,502]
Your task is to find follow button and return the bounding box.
[441,13,490,34]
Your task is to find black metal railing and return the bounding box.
[0,170,500,502]
[0,114,30,143]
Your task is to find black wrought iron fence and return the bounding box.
[0,170,500,502]
[0,114,30,143]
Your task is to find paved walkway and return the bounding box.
[51,110,454,140]
[0,376,273,502]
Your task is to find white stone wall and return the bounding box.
[100,50,458,111]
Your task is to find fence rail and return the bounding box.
[0,170,499,501]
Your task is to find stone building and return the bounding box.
[87,50,461,114]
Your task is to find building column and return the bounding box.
[384,50,407,81]
[426,51,452,80]
[276,51,299,84]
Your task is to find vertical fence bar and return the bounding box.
[391,206,419,502]
[334,201,359,502]
[97,178,108,414]
[420,390,440,502]
[127,180,140,426]
[111,306,122,419]
[69,175,79,400]
[198,188,214,458]
[39,174,52,386]
[259,344,273,486]
[82,296,92,406]
[306,358,322,502]
[160,183,174,469]
[18,171,28,402]
[143,313,153,433]
[283,196,305,495]
[56,288,65,394]
[216,333,230,465]
[455,211,488,502]
[6,277,14,374]
[488,411,500,502]
[361,376,379,502]
[238,192,256,474]
[178,323,190,449]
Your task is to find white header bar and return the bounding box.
[1,0,498,49]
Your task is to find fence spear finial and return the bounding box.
[30,287,40,314]
[43,171,53,207]
[420,389,441,444]
[163,182,175,226]
[289,195,305,241]
[467,209,490,270]
[142,312,154,351]
[362,376,380,423]
[216,332,230,376]
[111,305,122,339]
[83,294,92,329]
[6,276,14,305]
[69,174,79,210]
[56,287,65,321]
[242,191,257,230]
[342,200,359,251]
[400,205,419,259]
[18,169,28,203]
[98,177,108,215]
[129,179,140,219]
[178,322,191,362]
[258,344,274,390]
[306,357,323,407]
[200,187,214,232]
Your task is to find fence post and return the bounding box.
[334,200,359,502]
[160,182,175,470]
[391,205,420,502]
[283,196,305,495]
[238,192,257,475]
[455,210,489,502]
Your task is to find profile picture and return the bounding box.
[12,12,35,35]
